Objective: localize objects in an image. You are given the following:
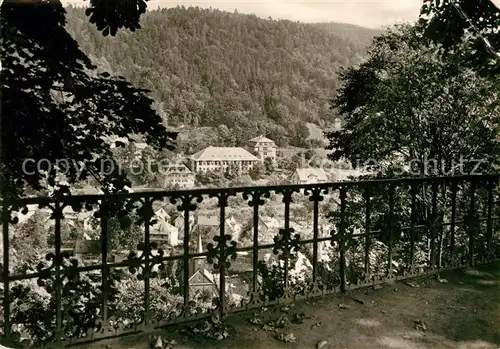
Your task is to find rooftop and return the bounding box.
[164,163,193,173]
[248,135,276,144]
[190,147,260,162]
[150,220,178,236]
[196,215,219,227]
[294,167,328,181]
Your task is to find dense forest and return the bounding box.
[65,6,380,150]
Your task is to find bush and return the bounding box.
[257,251,312,301]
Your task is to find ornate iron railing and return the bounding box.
[1,175,499,347]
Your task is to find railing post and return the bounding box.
[363,186,371,277]
[182,198,191,314]
[437,183,447,268]
[387,185,395,278]
[312,189,320,285]
[486,179,494,254]
[143,199,152,326]
[409,183,418,273]
[218,193,228,318]
[100,198,109,326]
[251,194,260,300]
[53,200,63,343]
[1,203,10,345]
[282,190,292,294]
[430,181,438,269]
[339,186,347,293]
[449,181,458,264]
[468,180,477,267]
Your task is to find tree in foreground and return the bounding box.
[1,3,177,344]
[0,0,177,200]
[325,22,500,280]
[419,0,500,77]
[327,24,500,177]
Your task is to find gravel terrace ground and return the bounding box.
[83,261,500,349]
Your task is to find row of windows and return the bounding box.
[170,174,193,178]
[196,165,252,172]
[196,160,255,166]
[169,178,194,183]
[256,148,277,153]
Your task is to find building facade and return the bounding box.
[291,168,328,185]
[189,147,259,173]
[150,220,180,247]
[162,163,195,189]
[248,135,277,163]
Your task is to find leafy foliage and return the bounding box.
[83,0,148,36]
[326,21,500,279]
[419,0,500,76]
[10,212,49,268]
[89,213,142,252]
[0,0,176,198]
[249,163,266,181]
[328,24,500,176]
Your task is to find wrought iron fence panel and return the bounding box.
[1,175,499,348]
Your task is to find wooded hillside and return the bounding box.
[65,6,380,148]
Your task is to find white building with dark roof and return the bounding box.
[248,135,277,163]
[162,163,195,189]
[189,146,259,173]
[149,219,180,247]
[291,168,328,185]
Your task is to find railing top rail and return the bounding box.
[1,174,499,206]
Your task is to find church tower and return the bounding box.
[190,234,205,277]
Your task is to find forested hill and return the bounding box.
[65,6,380,148]
[313,22,384,48]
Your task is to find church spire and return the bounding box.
[190,233,205,276]
[197,233,203,254]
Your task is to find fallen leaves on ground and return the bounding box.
[291,312,307,324]
[414,320,427,331]
[352,297,365,304]
[317,340,328,348]
[277,332,296,343]
[153,336,176,349]
[311,322,322,329]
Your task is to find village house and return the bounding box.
[149,218,179,247]
[241,215,305,246]
[291,168,328,185]
[74,232,100,263]
[173,212,196,234]
[154,207,171,222]
[162,163,195,189]
[226,216,243,241]
[189,146,260,173]
[187,235,243,305]
[195,214,219,228]
[248,135,277,163]
[191,214,220,243]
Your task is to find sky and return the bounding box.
[61,0,424,29]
